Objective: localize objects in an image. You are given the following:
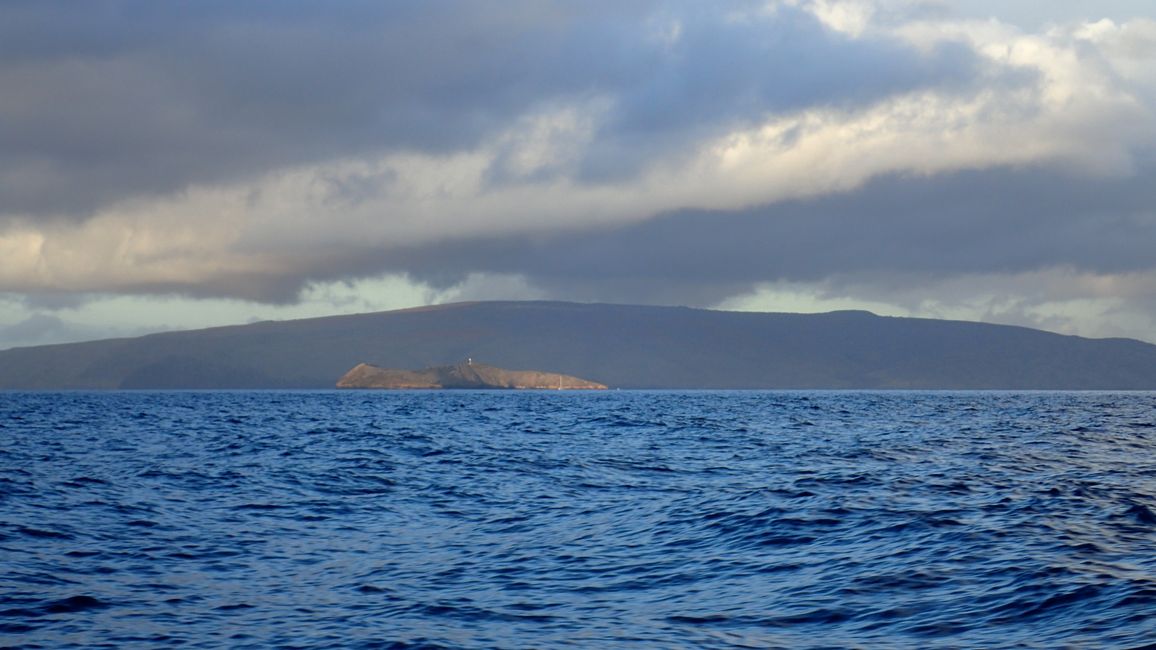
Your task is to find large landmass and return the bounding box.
[336,362,607,390]
[3,300,1156,389]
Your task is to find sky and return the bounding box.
[2,0,1156,349]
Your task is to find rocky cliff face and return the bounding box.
[336,362,608,390]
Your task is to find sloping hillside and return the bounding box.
[1,301,1155,389]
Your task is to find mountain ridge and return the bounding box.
[1,300,1155,389]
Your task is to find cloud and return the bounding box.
[0,1,636,218]
[720,266,1156,342]
[0,1,984,222]
[353,162,1156,303]
[1,1,1155,343]
[0,312,149,349]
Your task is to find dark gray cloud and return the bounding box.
[0,0,988,219]
[62,159,1149,309]
[359,161,1156,306]
[574,6,989,183]
[3,0,1154,349]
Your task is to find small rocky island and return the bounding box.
[336,361,608,390]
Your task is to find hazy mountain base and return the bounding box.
[2,301,1156,389]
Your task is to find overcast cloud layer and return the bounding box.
[2,0,1156,347]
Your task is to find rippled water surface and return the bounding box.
[3,390,1156,648]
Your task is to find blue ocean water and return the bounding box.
[2,391,1156,649]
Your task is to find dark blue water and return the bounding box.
[3,391,1156,649]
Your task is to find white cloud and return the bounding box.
[0,274,438,349]
[719,267,1156,342]
[2,2,1155,345]
[6,25,1151,295]
[807,0,877,36]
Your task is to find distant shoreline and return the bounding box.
[3,301,1156,390]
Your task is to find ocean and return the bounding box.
[2,390,1155,649]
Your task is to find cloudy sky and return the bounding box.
[2,0,1156,349]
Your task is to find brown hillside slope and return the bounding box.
[336,362,607,389]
